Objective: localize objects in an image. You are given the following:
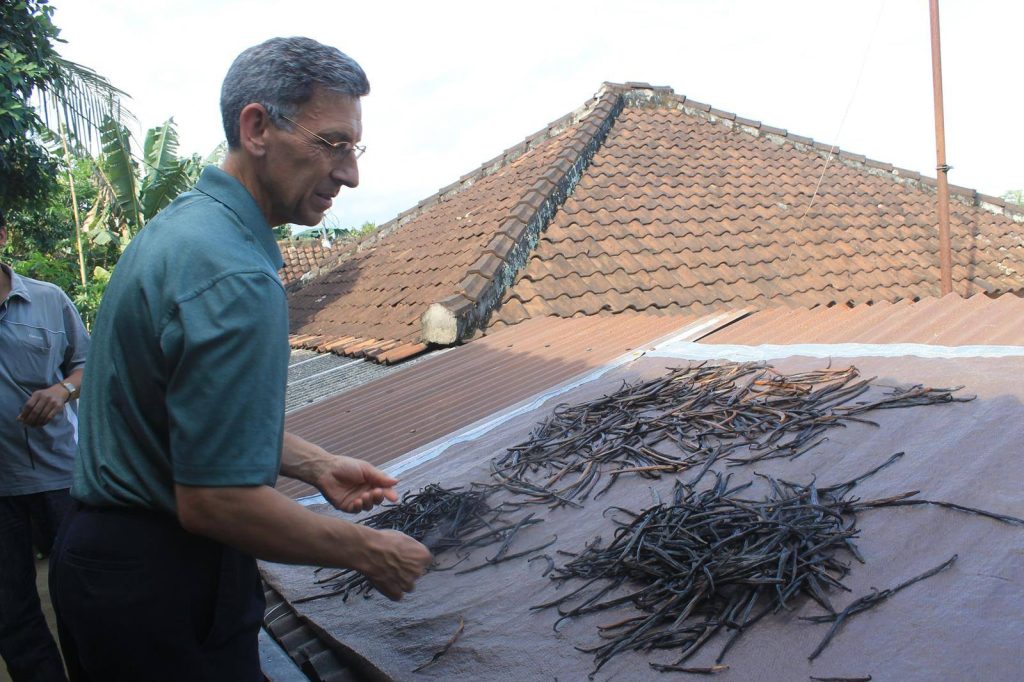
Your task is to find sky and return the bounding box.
[50,0,1024,232]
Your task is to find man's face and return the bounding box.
[262,89,362,227]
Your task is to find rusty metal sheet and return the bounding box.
[277,312,733,500]
[703,294,1024,346]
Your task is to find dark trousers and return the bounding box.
[0,489,72,682]
[49,503,264,682]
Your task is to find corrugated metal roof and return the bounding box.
[277,312,735,499]
[701,293,1024,346]
[285,348,438,415]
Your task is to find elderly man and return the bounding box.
[0,208,88,682]
[49,37,432,681]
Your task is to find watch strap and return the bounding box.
[61,381,77,400]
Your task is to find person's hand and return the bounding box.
[362,529,433,601]
[314,454,400,513]
[17,386,68,427]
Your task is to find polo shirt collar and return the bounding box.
[195,166,284,270]
[1,264,31,303]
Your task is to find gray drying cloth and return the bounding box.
[262,355,1024,681]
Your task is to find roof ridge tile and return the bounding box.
[420,89,627,345]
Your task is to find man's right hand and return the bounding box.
[363,529,433,601]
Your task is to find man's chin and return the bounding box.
[292,211,326,228]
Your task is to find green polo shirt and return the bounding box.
[73,166,289,514]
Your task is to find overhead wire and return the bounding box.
[800,0,889,220]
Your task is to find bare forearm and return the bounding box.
[174,483,432,600]
[175,483,372,569]
[280,430,331,484]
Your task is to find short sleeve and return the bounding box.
[160,271,289,487]
[60,292,90,375]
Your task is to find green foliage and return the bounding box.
[88,117,212,248]
[140,119,191,219]
[5,156,97,255]
[1002,190,1023,206]
[1,0,128,214]
[0,0,61,211]
[8,248,78,291]
[3,118,214,331]
[0,140,59,212]
[71,265,110,329]
[0,1,62,139]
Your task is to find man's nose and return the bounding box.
[331,157,359,188]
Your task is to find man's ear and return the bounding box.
[237,103,273,158]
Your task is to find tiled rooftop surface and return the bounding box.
[702,293,1024,346]
[492,91,1024,326]
[285,83,1024,367]
[277,240,339,287]
[285,93,616,363]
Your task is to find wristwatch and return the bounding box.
[60,381,78,400]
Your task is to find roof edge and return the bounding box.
[420,90,626,345]
[599,81,1024,224]
[287,89,619,296]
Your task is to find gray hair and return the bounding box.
[220,37,369,148]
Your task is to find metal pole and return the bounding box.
[929,0,953,296]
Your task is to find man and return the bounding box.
[0,207,89,682]
[50,37,432,682]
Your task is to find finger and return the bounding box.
[361,465,399,489]
[23,399,49,427]
[42,403,61,424]
[39,400,61,425]
[18,396,40,422]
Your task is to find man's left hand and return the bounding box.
[18,386,68,427]
[314,455,400,513]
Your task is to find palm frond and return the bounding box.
[141,161,192,221]
[99,117,143,233]
[36,57,133,155]
[142,118,179,173]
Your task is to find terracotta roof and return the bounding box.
[286,90,623,362]
[492,86,1024,326]
[277,240,339,287]
[288,82,1024,362]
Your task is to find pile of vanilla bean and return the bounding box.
[302,483,547,602]
[491,362,971,508]
[535,454,1022,674]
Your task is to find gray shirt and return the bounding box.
[0,265,90,496]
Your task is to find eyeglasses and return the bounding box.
[279,114,366,160]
